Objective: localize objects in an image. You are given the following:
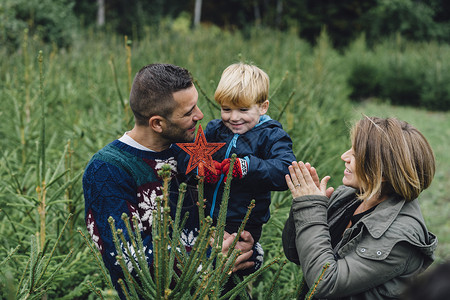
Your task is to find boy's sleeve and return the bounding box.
[245,129,296,191]
[83,159,154,295]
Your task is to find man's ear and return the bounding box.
[149,116,164,133]
[260,100,269,115]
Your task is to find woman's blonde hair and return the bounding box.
[351,116,435,202]
[214,63,269,108]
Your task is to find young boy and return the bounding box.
[203,62,296,243]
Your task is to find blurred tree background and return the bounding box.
[2,0,450,50]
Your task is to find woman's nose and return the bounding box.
[341,149,350,161]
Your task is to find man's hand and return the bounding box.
[222,231,255,272]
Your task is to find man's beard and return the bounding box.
[162,119,196,144]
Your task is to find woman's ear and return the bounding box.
[259,100,269,115]
[149,116,164,133]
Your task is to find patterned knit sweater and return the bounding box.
[83,139,200,294]
[83,138,263,296]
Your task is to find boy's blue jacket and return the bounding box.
[203,115,296,226]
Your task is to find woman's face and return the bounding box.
[341,147,362,189]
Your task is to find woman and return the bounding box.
[282,116,437,299]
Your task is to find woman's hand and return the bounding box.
[285,161,333,198]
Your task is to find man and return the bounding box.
[83,63,262,297]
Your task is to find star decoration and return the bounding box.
[177,124,225,176]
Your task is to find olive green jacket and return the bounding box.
[282,186,437,299]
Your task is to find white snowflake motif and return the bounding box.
[110,240,149,273]
[86,212,102,252]
[254,242,264,265]
[155,158,177,176]
[129,207,144,231]
[180,228,198,247]
[137,187,161,230]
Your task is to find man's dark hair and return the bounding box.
[129,63,193,126]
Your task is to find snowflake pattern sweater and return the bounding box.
[83,137,263,296]
[83,138,199,293]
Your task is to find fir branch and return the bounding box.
[0,244,20,267]
[226,200,255,258]
[84,280,105,299]
[116,255,140,299]
[215,154,237,249]
[266,259,287,298]
[196,175,206,223]
[117,227,154,298]
[118,278,132,300]
[131,216,156,290]
[35,248,74,292]
[276,90,296,121]
[78,227,115,290]
[167,183,187,290]
[305,263,330,300]
[108,217,124,258]
[268,70,289,110]
[36,213,73,284]
[194,78,220,116]
[219,257,280,300]
[16,250,31,299]
[109,56,125,109]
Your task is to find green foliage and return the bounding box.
[421,58,450,111]
[380,59,424,107]
[0,0,78,50]
[0,46,109,299]
[82,162,280,299]
[0,0,28,51]
[347,62,381,101]
[363,0,441,43]
[345,35,450,110]
[0,23,448,298]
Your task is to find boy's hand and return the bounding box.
[221,158,248,180]
[204,161,222,184]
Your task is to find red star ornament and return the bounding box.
[176,124,226,176]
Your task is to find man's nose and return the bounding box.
[194,106,204,121]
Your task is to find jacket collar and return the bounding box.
[255,114,272,128]
[361,195,404,239]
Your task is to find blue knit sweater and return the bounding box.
[83,139,199,294]
[83,138,263,296]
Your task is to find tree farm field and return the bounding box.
[0,27,449,298]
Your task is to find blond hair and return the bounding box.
[351,116,435,202]
[214,63,269,108]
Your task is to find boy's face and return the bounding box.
[221,100,269,134]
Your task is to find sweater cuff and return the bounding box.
[292,194,329,210]
[291,195,329,232]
